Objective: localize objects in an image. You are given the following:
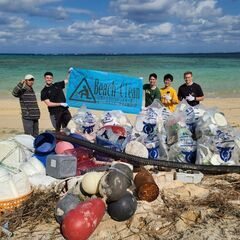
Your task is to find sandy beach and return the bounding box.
[0,97,239,139]
[0,96,239,240]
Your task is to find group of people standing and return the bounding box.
[143,71,204,111]
[12,69,204,138]
[12,69,72,137]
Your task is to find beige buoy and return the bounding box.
[81,172,104,195]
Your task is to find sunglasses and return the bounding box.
[27,78,34,81]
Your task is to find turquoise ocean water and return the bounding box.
[0,53,240,99]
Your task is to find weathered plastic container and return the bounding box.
[134,167,159,202]
[175,171,204,184]
[46,154,77,179]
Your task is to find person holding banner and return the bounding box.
[41,69,72,131]
[143,73,161,107]
[160,74,179,112]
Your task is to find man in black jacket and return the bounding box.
[12,74,40,137]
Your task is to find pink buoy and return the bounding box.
[55,141,74,154]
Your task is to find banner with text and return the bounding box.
[66,68,143,114]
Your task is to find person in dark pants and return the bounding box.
[178,71,204,106]
[12,74,40,137]
[143,73,161,107]
[41,69,72,131]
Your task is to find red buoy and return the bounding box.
[61,198,105,240]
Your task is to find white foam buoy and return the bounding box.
[81,172,104,195]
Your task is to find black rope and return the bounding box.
[54,133,240,174]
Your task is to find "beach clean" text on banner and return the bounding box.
[66,68,143,114]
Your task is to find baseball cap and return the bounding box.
[24,74,35,80]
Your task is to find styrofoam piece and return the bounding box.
[153,171,175,189]
[46,154,77,179]
[175,171,204,184]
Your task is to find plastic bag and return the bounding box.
[70,106,99,134]
[168,127,197,163]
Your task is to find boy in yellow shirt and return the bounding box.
[160,74,179,112]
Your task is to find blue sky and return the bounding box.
[0,0,239,54]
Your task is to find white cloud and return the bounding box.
[147,22,173,35]
[111,0,222,23]
[0,13,28,29]
[0,0,91,20]
[0,0,239,53]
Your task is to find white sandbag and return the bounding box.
[0,168,18,200]
[0,168,31,200]
[13,171,31,196]
[0,139,32,169]
[20,162,38,176]
[14,134,35,151]
[28,174,60,190]
[29,156,46,174]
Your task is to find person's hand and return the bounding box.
[68,67,73,73]
[60,103,68,107]
[20,79,26,84]
[165,94,172,101]
[186,95,195,101]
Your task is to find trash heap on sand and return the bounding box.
[0,99,240,239]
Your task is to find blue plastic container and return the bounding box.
[34,132,56,155]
